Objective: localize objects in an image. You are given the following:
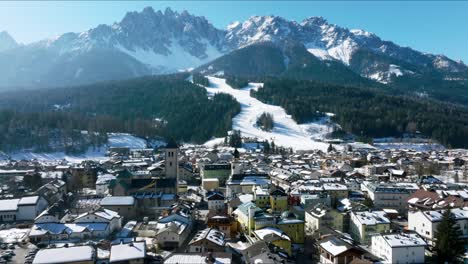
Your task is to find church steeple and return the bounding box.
[165,138,179,180]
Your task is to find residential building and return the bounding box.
[371,233,426,264]
[305,204,345,235]
[32,246,95,264]
[408,208,468,245]
[270,188,288,213]
[100,196,137,220]
[318,235,366,264]
[188,228,226,253]
[349,211,391,244]
[207,191,225,212]
[0,196,48,222]
[109,241,146,264]
[363,181,418,213]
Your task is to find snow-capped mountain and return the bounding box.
[224,15,467,84]
[0,7,466,89]
[0,31,18,52]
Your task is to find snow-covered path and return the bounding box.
[204,77,331,151]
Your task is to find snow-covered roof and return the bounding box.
[165,253,232,264]
[377,233,426,248]
[320,237,351,257]
[353,211,390,225]
[190,228,225,246]
[100,196,135,206]
[254,227,291,241]
[18,196,40,205]
[76,208,120,221]
[0,198,19,212]
[33,246,95,264]
[30,223,108,237]
[110,242,146,262]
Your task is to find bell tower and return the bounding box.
[165,138,179,180]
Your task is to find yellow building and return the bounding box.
[350,211,391,244]
[254,186,270,209]
[270,189,288,213]
[234,202,305,244]
[305,205,345,235]
[254,227,292,256]
[276,211,305,244]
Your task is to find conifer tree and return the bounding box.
[435,210,464,263]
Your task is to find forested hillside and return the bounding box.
[0,74,240,152]
[251,79,468,148]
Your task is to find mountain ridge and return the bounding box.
[0,7,466,101]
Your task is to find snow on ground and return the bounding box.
[0,228,29,243]
[203,76,333,151]
[4,133,149,162]
[115,39,223,73]
[107,133,147,149]
[8,147,108,163]
[203,137,225,148]
[374,142,445,151]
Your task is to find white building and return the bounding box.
[207,191,225,212]
[96,174,116,195]
[371,233,426,264]
[362,182,418,213]
[408,208,468,245]
[155,213,192,249]
[75,208,122,233]
[33,245,95,264]
[110,241,146,263]
[0,196,48,222]
[29,208,122,243]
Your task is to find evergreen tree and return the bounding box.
[263,140,270,154]
[228,130,242,148]
[327,143,334,153]
[435,210,464,263]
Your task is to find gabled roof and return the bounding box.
[76,208,120,221]
[189,228,225,246]
[0,198,20,212]
[32,246,95,264]
[207,191,225,200]
[110,242,146,262]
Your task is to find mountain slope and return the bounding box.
[196,41,378,87]
[0,74,240,151]
[0,7,467,105]
[0,31,18,52]
[201,76,333,151]
[251,78,468,148]
[0,7,227,88]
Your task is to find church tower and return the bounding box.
[165,138,179,180]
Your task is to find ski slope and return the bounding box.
[204,76,333,151]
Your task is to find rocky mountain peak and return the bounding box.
[0,31,19,52]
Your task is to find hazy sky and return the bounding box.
[1,1,468,62]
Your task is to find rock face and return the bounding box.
[0,7,466,89]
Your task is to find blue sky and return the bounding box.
[1,1,467,62]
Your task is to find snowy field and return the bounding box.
[202,76,334,151]
[374,142,445,151]
[3,133,148,162]
[7,147,108,163]
[107,133,147,149]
